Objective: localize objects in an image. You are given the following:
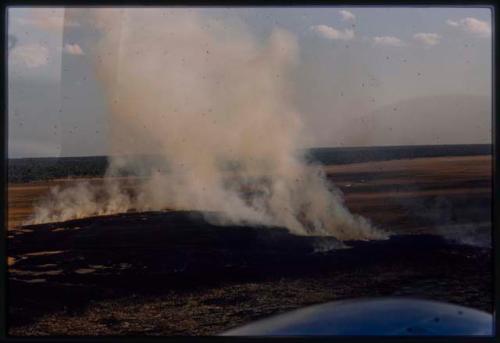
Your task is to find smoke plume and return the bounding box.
[27,8,386,240]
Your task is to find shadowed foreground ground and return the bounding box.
[8,211,492,336]
[7,155,492,336]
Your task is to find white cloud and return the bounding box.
[413,33,441,46]
[373,36,405,47]
[446,17,491,37]
[460,17,491,37]
[16,9,80,31]
[9,44,50,68]
[63,43,84,55]
[339,10,355,22]
[310,25,354,41]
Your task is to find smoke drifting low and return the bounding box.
[27,9,386,240]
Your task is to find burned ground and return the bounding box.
[7,155,492,336]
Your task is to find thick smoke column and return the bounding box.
[28,8,386,240]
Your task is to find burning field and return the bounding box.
[6,8,492,336]
[7,154,492,335]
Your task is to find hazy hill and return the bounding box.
[339,94,491,147]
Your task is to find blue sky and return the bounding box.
[8,7,492,157]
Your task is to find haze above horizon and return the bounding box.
[8,7,492,158]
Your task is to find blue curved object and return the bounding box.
[221,297,493,336]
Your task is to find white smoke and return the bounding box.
[27,8,386,241]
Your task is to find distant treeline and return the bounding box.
[8,156,109,183]
[305,144,492,165]
[8,144,492,183]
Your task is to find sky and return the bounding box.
[7,7,493,158]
